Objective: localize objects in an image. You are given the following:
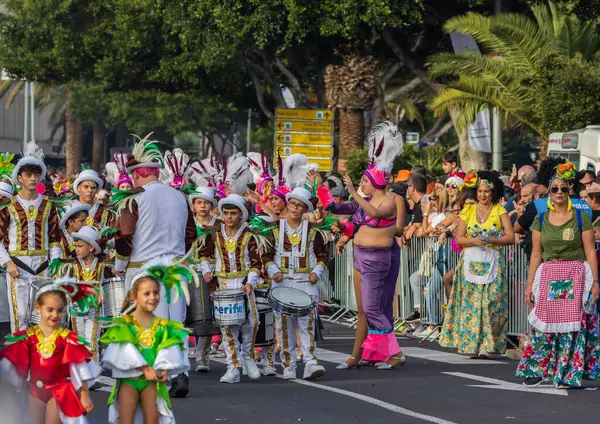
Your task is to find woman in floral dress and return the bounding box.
[516,162,600,388]
[439,171,514,358]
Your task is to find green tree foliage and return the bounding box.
[531,53,600,134]
[428,2,600,136]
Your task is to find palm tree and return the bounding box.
[325,51,379,168]
[428,2,600,152]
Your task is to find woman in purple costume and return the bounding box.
[322,122,405,369]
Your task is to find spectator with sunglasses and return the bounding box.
[516,161,600,388]
[514,158,592,244]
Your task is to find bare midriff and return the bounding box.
[354,225,397,248]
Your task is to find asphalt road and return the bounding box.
[81,321,600,424]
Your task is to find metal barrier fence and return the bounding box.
[317,237,532,337]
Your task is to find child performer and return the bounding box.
[57,202,91,259]
[100,262,194,424]
[265,187,329,380]
[51,226,113,363]
[189,187,219,373]
[0,279,101,424]
[197,194,269,384]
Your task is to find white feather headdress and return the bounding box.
[225,153,253,195]
[366,121,404,173]
[162,148,191,189]
[282,154,318,189]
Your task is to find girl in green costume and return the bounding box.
[101,262,198,424]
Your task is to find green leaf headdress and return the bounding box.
[130,262,200,306]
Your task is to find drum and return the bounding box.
[212,289,247,327]
[254,287,270,306]
[0,271,9,323]
[186,281,220,336]
[255,303,274,347]
[102,277,126,318]
[269,286,314,317]
[28,280,68,327]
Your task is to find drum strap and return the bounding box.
[10,257,48,276]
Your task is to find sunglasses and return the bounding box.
[445,184,458,189]
[550,186,569,194]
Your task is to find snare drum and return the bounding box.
[212,289,247,327]
[255,303,274,346]
[29,280,68,327]
[102,277,126,318]
[269,286,314,317]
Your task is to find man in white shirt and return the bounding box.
[114,135,196,398]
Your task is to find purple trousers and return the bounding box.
[354,245,399,332]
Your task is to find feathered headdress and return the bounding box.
[189,157,218,188]
[282,153,315,189]
[125,133,163,172]
[364,121,404,189]
[162,148,191,190]
[247,150,273,195]
[129,257,200,306]
[35,278,101,317]
[12,141,47,184]
[271,153,291,201]
[106,152,133,188]
[224,153,253,195]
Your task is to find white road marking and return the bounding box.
[315,346,506,365]
[443,372,568,396]
[210,357,457,424]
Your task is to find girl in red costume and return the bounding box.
[0,279,101,424]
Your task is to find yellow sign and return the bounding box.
[274,133,333,146]
[275,120,333,133]
[275,144,333,158]
[275,108,333,121]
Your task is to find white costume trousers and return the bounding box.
[195,336,212,362]
[272,276,319,368]
[275,308,318,368]
[7,256,48,332]
[72,308,102,362]
[220,292,259,368]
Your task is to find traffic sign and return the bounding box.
[275,108,333,121]
[275,120,332,133]
[275,144,333,158]
[406,132,420,144]
[274,133,333,146]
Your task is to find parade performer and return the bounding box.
[188,186,219,373]
[326,122,405,369]
[516,162,600,388]
[73,169,115,228]
[101,262,194,424]
[440,171,514,358]
[197,190,267,383]
[51,226,113,363]
[57,202,91,259]
[105,152,133,192]
[264,186,329,380]
[0,141,62,331]
[114,133,196,398]
[0,279,101,424]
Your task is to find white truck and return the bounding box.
[548,125,600,174]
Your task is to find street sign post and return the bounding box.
[406,132,420,144]
[274,108,334,171]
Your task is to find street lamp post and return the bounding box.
[492,0,503,171]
